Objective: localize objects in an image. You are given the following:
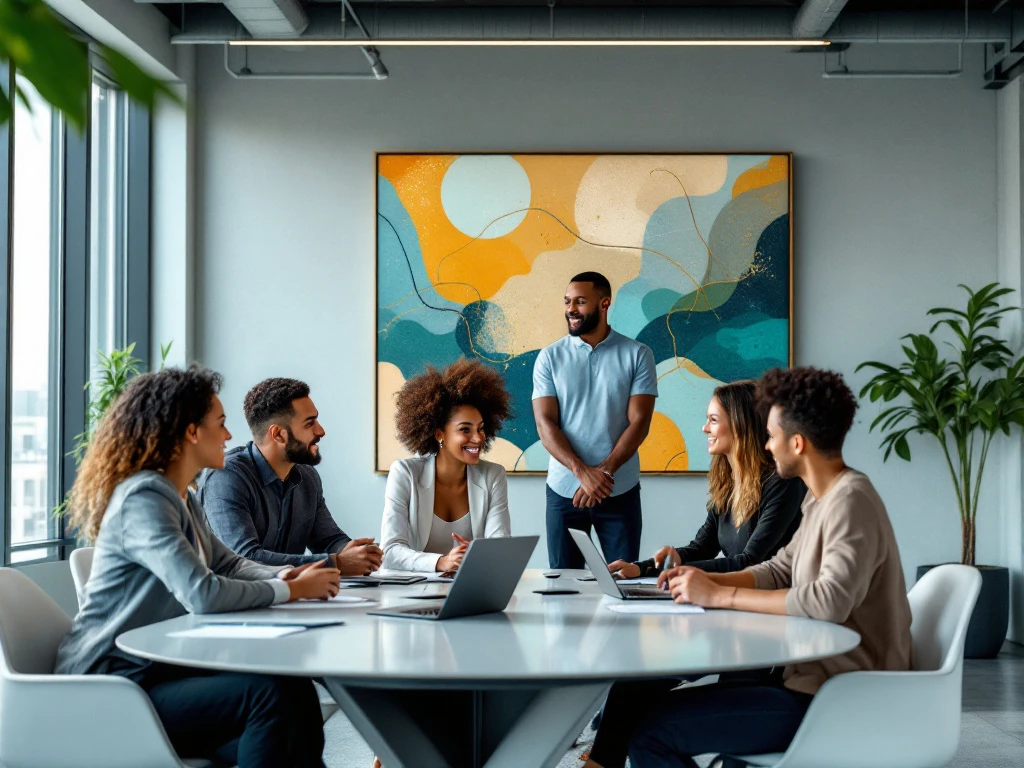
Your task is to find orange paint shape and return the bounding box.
[732,156,789,198]
[505,155,597,258]
[381,155,598,304]
[639,412,689,472]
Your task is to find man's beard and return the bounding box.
[567,309,600,337]
[773,456,797,480]
[285,433,322,466]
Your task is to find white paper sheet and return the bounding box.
[169,625,307,639]
[606,603,705,615]
[270,595,375,611]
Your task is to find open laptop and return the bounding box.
[368,535,539,620]
[569,528,672,600]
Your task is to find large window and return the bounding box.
[90,76,128,366]
[8,77,60,563]
[0,59,151,565]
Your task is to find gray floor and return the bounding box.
[323,642,1024,767]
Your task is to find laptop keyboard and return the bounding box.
[404,606,442,616]
[625,587,668,597]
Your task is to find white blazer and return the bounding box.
[380,454,511,572]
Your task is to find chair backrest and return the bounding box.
[0,568,72,676]
[69,546,95,605]
[907,564,982,673]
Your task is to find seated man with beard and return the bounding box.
[199,378,382,575]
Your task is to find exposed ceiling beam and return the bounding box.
[222,0,308,39]
[792,0,850,38]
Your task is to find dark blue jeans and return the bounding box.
[139,664,326,768]
[545,483,642,568]
[590,676,812,768]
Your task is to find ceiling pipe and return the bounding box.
[222,0,308,39]
[223,42,387,79]
[793,0,851,38]
[167,6,1010,45]
[822,0,969,79]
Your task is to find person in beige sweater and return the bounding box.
[584,367,912,768]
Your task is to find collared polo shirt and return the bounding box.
[532,328,658,498]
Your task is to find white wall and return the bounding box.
[997,77,1024,642]
[191,44,1007,590]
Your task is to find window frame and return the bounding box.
[1,48,153,565]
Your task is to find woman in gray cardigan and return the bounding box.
[55,366,341,768]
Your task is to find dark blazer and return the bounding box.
[635,472,805,575]
[197,443,352,567]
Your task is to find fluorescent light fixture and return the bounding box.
[228,38,830,47]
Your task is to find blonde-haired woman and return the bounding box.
[55,366,339,768]
[608,380,805,579]
[589,381,805,768]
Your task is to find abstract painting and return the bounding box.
[377,153,792,473]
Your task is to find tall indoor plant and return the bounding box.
[56,342,171,520]
[857,283,1024,657]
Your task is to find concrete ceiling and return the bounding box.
[148,0,1024,87]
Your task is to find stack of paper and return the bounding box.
[271,594,375,611]
[606,603,705,615]
[169,625,307,639]
[374,569,453,583]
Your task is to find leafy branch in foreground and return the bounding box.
[0,0,179,129]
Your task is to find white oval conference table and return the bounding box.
[118,569,860,768]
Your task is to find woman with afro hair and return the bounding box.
[380,357,514,572]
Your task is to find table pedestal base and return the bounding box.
[322,680,610,768]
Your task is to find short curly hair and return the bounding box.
[394,358,512,456]
[243,377,310,438]
[757,367,858,456]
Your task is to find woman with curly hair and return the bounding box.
[55,366,340,768]
[381,357,514,572]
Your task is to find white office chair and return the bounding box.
[69,546,338,724]
[0,567,225,768]
[69,545,94,601]
[730,563,982,768]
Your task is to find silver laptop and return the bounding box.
[569,529,672,600]
[368,535,539,620]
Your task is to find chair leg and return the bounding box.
[710,755,751,768]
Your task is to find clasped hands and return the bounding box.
[333,537,383,576]
[571,463,615,508]
[282,560,341,602]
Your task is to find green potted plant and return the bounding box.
[857,283,1024,658]
[56,342,171,521]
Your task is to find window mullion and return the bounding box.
[61,97,90,559]
[0,63,13,565]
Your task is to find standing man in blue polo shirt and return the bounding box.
[532,271,658,568]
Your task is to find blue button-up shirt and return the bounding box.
[532,329,658,498]
[197,442,351,567]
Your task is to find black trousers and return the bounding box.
[138,664,326,768]
[590,673,812,768]
[545,483,642,568]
